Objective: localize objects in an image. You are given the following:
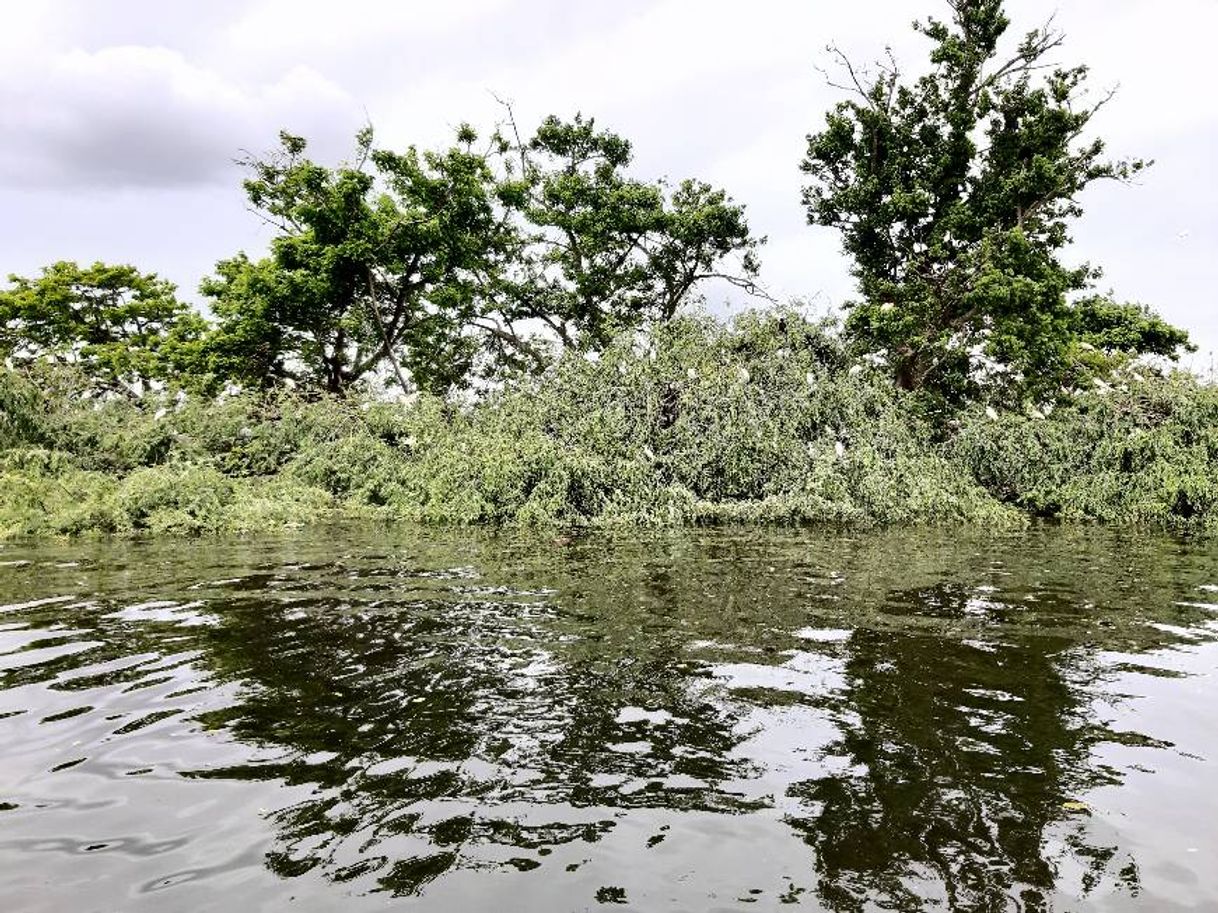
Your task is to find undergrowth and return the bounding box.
[2,311,1214,538]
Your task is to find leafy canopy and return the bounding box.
[199,126,515,396]
[199,114,763,394]
[0,261,204,391]
[801,0,1190,404]
[505,113,763,354]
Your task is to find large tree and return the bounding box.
[503,114,763,354]
[0,261,205,391]
[801,0,1190,404]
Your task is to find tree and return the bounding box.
[0,261,206,391]
[801,0,1190,404]
[200,126,519,396]
[505,114,763,354]
[1065,294,1194,385]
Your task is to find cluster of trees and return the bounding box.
[2,115,760,398]
[0,0,1192,408]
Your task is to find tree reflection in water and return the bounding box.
[183,552,763,896]
[784,583,1139,911]
[1,527,1214,909]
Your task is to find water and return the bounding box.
[1,526,1216,912]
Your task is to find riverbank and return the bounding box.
[3,314,1216,539]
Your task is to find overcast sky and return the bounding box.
[2,0,1215,363]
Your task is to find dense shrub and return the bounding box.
[1,310,1215,537]
[953,374,1218,523]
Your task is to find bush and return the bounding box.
[953,374,1218,524]
[2,311,1215,538]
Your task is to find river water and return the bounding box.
[1,526,1216,912]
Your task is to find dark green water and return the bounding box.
[1,527,1216,912]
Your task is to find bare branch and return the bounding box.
[489,91,530,178]
[974,19,1066,100]
[363,266,412,395]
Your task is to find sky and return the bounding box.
[2,0,1215,365]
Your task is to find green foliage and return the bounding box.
[0,261,206,391]
[3,7,1206,541]
[953,374,1218,523]
[195,114,763,395]
[1063,295,1195,386]
[801,0,1190,404]
[0,448,117,537]
[198,127,511,395]
[2,309,1216,539]
[495,310,1013,525]
[506,114,762,353]
[288,434,412,507]
[0,367,40,448]
[0,445,338,539]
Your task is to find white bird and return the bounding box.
[985,406,999,420]
[848,364,863,377]
[834,440,846,459]
[687,368,698,380]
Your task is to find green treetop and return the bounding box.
[199,127,517,396]
[200,114,764,395]
[801,0,1191,405]
[0,261,205,391]
[505,114,763,354]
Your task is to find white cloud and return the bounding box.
[223,0,513,59]
[0,42,362,188]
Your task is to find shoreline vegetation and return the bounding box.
[3,310,1216,539]
[2,0,1213,539]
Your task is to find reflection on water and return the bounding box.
[1,527,1216,911]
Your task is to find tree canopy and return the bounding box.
[801,0,1191,404]
[0,5,1198,407]
[197,126,517,395]
[504,114,762,355]
[196,115,763,395]
[0,261,204,391]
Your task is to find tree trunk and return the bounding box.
[894,349,923,391]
